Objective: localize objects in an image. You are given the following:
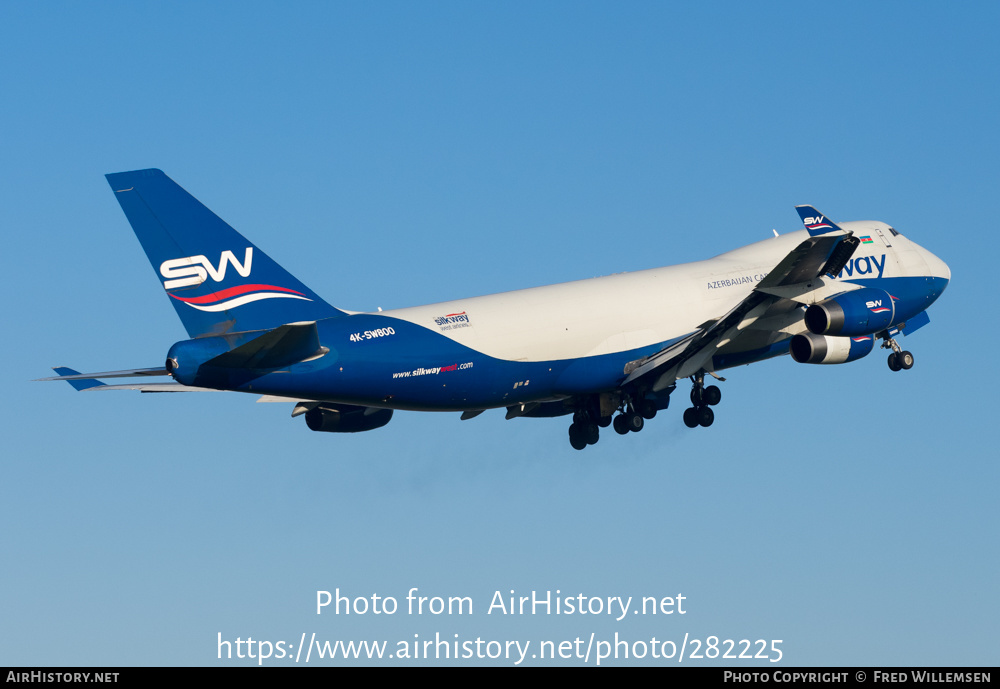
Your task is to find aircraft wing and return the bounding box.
[624,232,859,391]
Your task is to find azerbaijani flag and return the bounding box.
[860,236,874,244]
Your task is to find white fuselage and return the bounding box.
[382,223,948,368]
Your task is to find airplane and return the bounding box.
[40,169,951,449]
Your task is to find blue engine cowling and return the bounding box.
[790,333,875,365]
[805,288,895,336]
[305,404,393,433]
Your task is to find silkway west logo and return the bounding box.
[158,248,312,312]
[434,311,471,330]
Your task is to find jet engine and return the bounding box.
[804,288,895,337]
[790,333,875,365]
[304,404,393,433]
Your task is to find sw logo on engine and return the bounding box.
[159,248,253,290]
[866,299,891,314]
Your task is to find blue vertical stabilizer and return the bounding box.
[105,169,345,337]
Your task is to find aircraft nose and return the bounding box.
[922,246,951,283]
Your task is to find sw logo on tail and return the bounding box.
[159,248,313,312]
[39,171,950,449]
[160,248,254,289]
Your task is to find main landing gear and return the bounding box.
[683,372,722,429]
[568,412,600,451]
[565,374,727,447]
[612,400,654,436]
[567,394,663,450]
[881,334,914,372]
[565,374,729,447]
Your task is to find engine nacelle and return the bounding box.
[805,288,895,336]
[790,333,875,365]
[305,404,393,433]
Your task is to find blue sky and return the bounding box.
[2,2,997,666]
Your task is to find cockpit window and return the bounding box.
[888,227,900,236]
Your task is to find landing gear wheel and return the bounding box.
[613,414,630,435]
[568,423,587,450]
[703,385,721,406]
[683,407,700,428]
[690,387,704,406]
[639,399,657,419]
[881,335,913,372]
[626,413,644,433]
[596,415,612,428]
[698,406,715,427]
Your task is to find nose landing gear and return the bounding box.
[881,334,914,372]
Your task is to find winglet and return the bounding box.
[795,205,846,236]
[50,367,106,391]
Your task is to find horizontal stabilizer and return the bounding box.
[204,322,328,370]
[39,368,215,392]
[83,382,217,392]
[37,366,169,382]
[46,367,106,391]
